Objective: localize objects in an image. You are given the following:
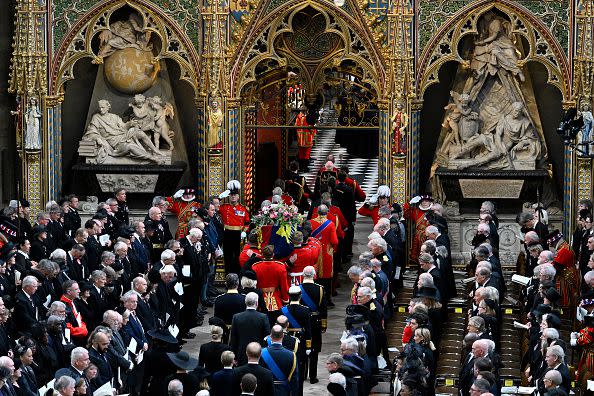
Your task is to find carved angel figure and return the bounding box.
[149,96,175,151]
[441,91,479,148]
[94,13,152,63]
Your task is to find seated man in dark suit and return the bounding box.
[230,292,270,365]
[210,351,235,396]
[232,342,274,396]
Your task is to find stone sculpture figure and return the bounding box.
[440,92,479,150]
[24,97,42,150]
[207,97,224,149]
[464,11,525,102]
[95,13,152,62]
[579,101,593,156]
[149,96,175,151]
[454,102,539,169]
[129,94,155,132]
[81,99,163,164]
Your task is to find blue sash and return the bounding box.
[299,285,317,312]
[281,306,301,329]
[311,219,332,238]
[265,336,272,346]
[261,348,289,386]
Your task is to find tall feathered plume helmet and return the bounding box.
[219,180,241,199]
[376,185,391,199]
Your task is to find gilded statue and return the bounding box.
[94,14,152,63]
[207,97,224,149]
[81,99,164,164]
[391,103,409,156]
[24,97,42,150]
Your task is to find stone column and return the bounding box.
[378,100,389,185]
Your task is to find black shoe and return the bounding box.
[182,332,196,339]
[327,301,335,308]
[310,378,319,384]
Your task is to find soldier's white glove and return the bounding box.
[369,194,378,205]
[409,196,421,204]
[571,332,578,346]
[306,349,311,356]
[241,231,247,239]
[219,190,231,199]
[173,189,184,199]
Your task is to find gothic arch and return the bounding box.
[416,0,571,101]
[49,0,201,97]
[230,0,386,99]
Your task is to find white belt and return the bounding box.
[289,272,304,277]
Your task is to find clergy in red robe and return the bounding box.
[403,194,433,264]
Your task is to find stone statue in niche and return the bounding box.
[94,13,152,62]
[432,10,547,172]
[463,11,525,102]
[453,102,540,169]
[207,97,224,149]
[128,94,175,151]
[79,99,168,165]
[24,97,42,150]
[439,92,479,155]
[579,101,593,157]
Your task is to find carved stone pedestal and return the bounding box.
[435,168,548,202]
[72,163,187,195]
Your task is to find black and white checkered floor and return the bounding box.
[302,128,379,208]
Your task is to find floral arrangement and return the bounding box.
[251,203,303,228]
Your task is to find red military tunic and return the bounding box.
[219,203,250,231]
[345,177,366,202]
[311,205,347,239]
[553,242,579,308]
[166,197,201,239]
[403,202,430,264]
[358,204,380,225]
[252,260,290,310]
[239,245,262,269]
[308,216,338,279]
[288,245,317,285]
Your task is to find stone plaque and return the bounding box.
[96,174,159,193]
[458,179,524,199]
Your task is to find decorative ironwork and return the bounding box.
[578,157,592,203]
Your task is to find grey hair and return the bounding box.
[101,251,116,262]
[358,286,372,299]
[317,204,329,216]
[245,292,259,308]
[22,275,38,288]
[426,225,439,235]
[477,223,490,235]
[341,337,359,353]
[114,241,127,251]
[121,290,137,303]
[152,196,166,206]
[540,250,555,262]
[326,352,343,366]
[547,345,565,362]
[476,266,491,277]
[167,379,183,396]
[418,273,434,287]
[483,286,500,303]
[360,277,375,290]
[70,347,88,365]
[161,249,176,261]
[49,249,67,260]
[585,270,594,284]
[540,264,557,279]
[90,270,106,282]
[55,375,76,391]
[303,266,316,279]
[368,237,387,252]
[479,243,493,255]
[544,369,562,386]
[347,265,362,277]
[241,276,257,289]
[542,327,559,340]
[328,372,347,389]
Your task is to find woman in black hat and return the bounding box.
[163,351,207,396]
[141,329,180,396]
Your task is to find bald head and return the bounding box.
[246,342,262,361]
